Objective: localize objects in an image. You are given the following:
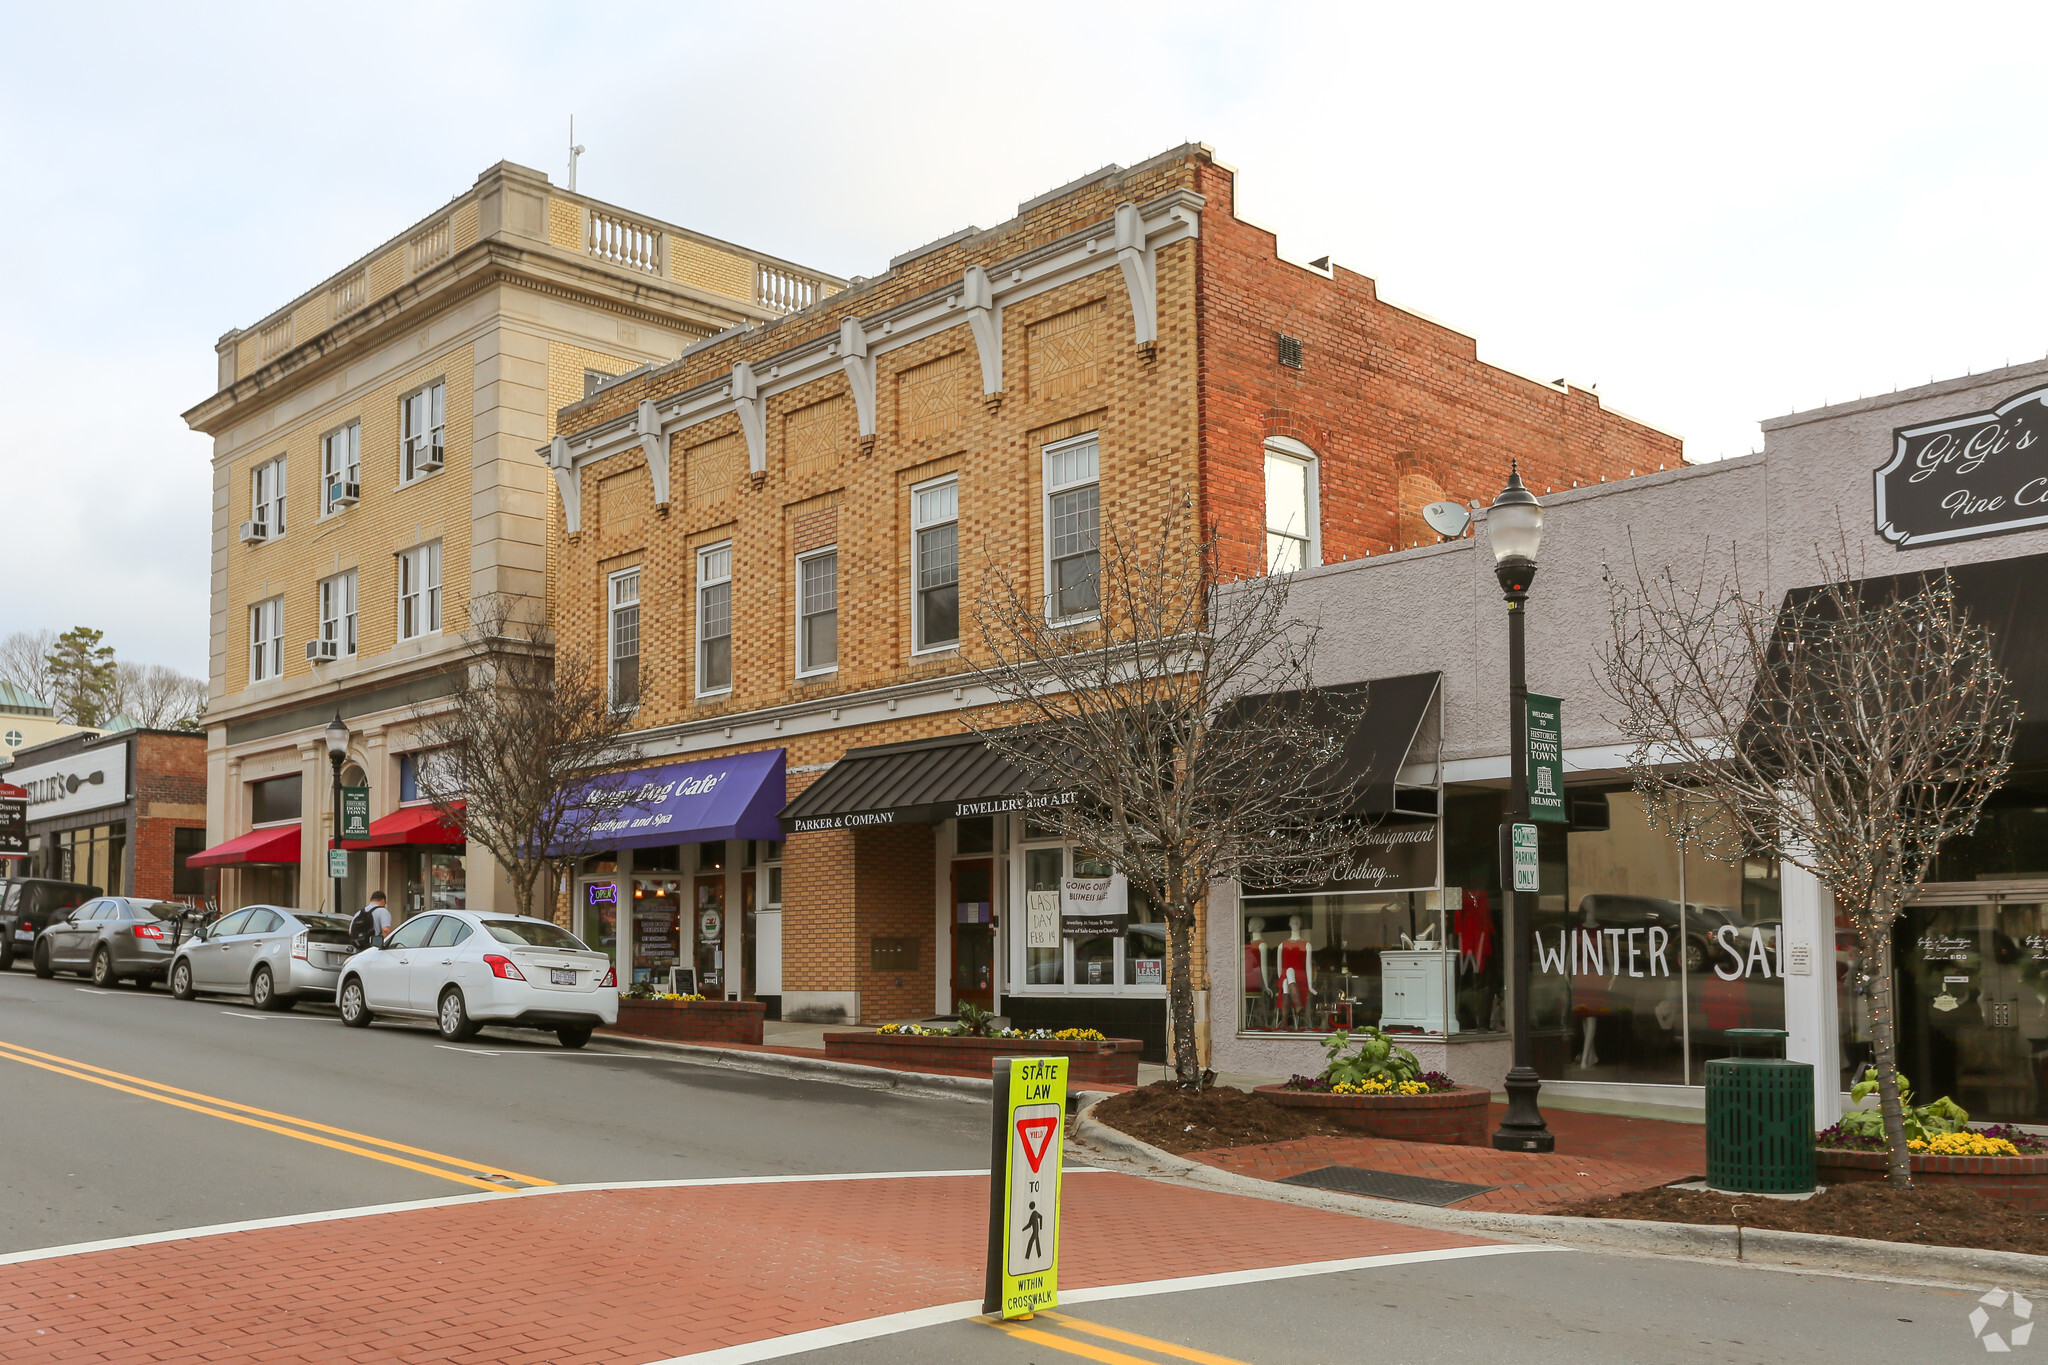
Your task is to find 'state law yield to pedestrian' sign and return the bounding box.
[985,1055,1067,1319]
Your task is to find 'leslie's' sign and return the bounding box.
[1876,383,2048,548]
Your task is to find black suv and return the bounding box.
[1,879,103,970]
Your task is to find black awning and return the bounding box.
[779,732,1072,834]
[1222,671,1441,815]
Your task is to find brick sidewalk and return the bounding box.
[0,1173,1498,1364]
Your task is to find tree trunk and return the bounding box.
[1166,900,1201,1089]
[1866,912,1913,1188]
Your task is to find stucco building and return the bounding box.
[181,162,842,918]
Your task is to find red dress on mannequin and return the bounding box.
[1278,939,1311,1013]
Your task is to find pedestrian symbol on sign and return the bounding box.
[1020,1201,1044,1260]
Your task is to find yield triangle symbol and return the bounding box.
[1016,1116,1058,1172]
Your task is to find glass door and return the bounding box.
[952,859,995,1011]
[693,873,725,996]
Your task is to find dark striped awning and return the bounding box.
[779,733,1072,834]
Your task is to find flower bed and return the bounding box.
[607,997,765,1046]
[1254,1082,1493,1147]
[823,1030,1143,1085]
[1814,1146,2048,1211]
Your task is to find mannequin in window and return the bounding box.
[1279,914,1314,1030]
[1243,916,1275,1029]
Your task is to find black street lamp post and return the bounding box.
[324,713,350,919]
[1488,463,1555,1153]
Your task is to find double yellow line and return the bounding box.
[0,1038,552,1193]
[991,1310,1256,1365]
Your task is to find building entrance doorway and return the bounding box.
[952,858,995,1013]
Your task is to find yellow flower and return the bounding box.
[1919,1131,2020,1157]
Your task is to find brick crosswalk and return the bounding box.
[0,1172,1499,1364]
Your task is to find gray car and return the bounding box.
[168,906,354,1011]
[32,897,184,988]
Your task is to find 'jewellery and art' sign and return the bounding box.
[1875,382,2048,548]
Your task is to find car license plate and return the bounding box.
[550,968,577,986]
[12,929,29,942]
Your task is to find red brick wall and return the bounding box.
[1192,161,1683,580]
[131,732,208,901]
[851,823,935,1023]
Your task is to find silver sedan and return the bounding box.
[32,897,185,987]
[169,906,356,1011]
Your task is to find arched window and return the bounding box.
[1262,437,1320,572]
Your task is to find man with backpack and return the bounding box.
[349,891,392,953]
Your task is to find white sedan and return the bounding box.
[335,910,618,1047]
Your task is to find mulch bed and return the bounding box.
[1557,1181,2048,1255]
[1090,1081,1343,1154]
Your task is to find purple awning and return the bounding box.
[549,749,786,854]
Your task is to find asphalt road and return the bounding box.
[0,963,986,1254]
[790,1253,1982,1365]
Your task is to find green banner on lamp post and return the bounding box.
[340,786,371,841]
[1525,693,1566,823]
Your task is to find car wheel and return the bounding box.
[1684,938,1708,973]
[252,965,293,1011]
[437,987,478,1042]
[556,1024,593,1050]
[339,977,373,1028]
[32,941,54,979]
[171,959,197,1001]
[91,947,117,989]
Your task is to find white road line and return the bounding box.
[220,1010,322,1022]
[0,1170,1107,1266]
[72,988,120,996]
[434,1044,639,1057]
[644,1245,1560,1364]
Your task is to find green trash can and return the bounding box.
[1705,1028,1816,1194]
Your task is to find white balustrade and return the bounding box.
[588,209,661,274]
[756,263,822,315]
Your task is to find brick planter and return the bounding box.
[1255,1083,1493,1147]
[607,998,766,1046]
[822,1032,1144,1086]
[1816,1148,2048,1210]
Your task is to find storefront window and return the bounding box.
[632,876,683,988]
[1014,839,1161,993]
[1238,891,1442,1034]
[580,878,619,964]
[57,821,127,894]
[398,849,466,918]
[1023,846,1063,985]
[1072,850,1116,987]
[1124,887,1164,986]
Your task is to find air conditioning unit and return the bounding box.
[238,521,269,544]
[305,639,339,663]
[329,482,361,507]
[414,454,444,474]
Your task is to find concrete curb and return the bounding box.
[1069,1093,2048,1291]
[592,1033,992,1104]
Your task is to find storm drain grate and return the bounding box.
[1277,1165,1496,1207]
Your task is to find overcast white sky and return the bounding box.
[6,2,2046,679]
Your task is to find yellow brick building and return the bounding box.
[182,161,842,923]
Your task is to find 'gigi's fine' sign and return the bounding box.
[1876,383,2048,548]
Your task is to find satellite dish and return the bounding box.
[1421,501,1473,539]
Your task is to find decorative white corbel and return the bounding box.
[1114,202,1157,347]
[838,317,875,437]
[548,435,582,534]
[732,361,765,474]
[962,265,1002,396]
[636,400,669,508]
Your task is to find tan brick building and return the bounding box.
[181,162,841,923]
[546,144,1681,1058]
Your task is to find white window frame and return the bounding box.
[795,546,839,678]
[398,540,443,641]
[1006,825,1163,998]
[248,596,284,682]
[250,455,287,540]
[1263,436,1321,573]
[319,570,358,657]
[400,380,447,484]
[911,475,961,654]
[696,541,733,698]
[609,567,641,712]
[1042,434,1100,623]
[321,421,361,516]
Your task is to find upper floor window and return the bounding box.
[609,568,641,710]
[398,540,442,640]
[322,422,362,514]
[697,543,733,696]
[250,456,287,539]
[1263,437,1320,573]
[912,477,960,651]
[319,570,358,657]
[1044,435,1100,620]
[249,596,284,682]
[797,548,838,676]
[401,381,446,483]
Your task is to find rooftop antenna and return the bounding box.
[567,117,585,193]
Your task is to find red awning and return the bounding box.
[337,802,465,851]
[187,823,301,867]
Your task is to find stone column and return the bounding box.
[1779,856,1843,1126]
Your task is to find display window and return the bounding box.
[632,876,683,987]
[1237,891,1444,1034]
[1009,827,1163,996]
[397,849,466,919]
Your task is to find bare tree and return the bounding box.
[972,505,1381,1088]
[407,596,644,921]
[112,662,208,731]
[1603,542,2017,1183]
[0,630,56,705]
